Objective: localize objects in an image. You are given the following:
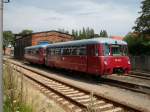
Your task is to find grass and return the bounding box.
[3,96,32,112]
[3,62,33,112]
[86,91,98,112]
[3,62,65,112]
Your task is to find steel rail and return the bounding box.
[99,78,150,95]
[129,71,150,80]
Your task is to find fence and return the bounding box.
[130,55,150,72]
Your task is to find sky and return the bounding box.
[3,0,141,36]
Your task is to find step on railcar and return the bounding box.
[45,38,131,76]
[24,44,48,65]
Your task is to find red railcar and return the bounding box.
[45,38,131,76]
[24,44,48,64]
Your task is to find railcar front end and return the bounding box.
[24,45,47,65]
[101,43,131,75]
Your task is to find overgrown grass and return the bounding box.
[86,91,98,112]
[3,96,32,112]
[3,62,33,112]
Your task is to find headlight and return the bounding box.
[104,58,108,65]
[104,60,107,65]
[128,60,130,64]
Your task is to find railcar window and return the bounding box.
[104,45,128,56]
[55,48,61,55]
[61,48,63,55]
[62,48,66,55]
[58,48,61,55]
[69,47,72,55]
[111,45,121,56]
[47,46,87,56]
[55,48,57,55]
[79,46,86,55]
[121,46,128,56]
[50,48,54,56]
[95,47,99,56]
[76,48,80,55]
[104,44,110,56]
[36,49,39,54]
[66,48,70,55]
[71,47,77,55]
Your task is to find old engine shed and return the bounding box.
[14,30,73,59]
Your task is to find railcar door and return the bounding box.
[87,44,101,75]
[39,48,45,64]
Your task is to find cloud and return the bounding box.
[3,0,140,36]
[4,5,77,32]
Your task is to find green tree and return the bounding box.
[126,0,150,55]
[75,30,78,39]
[72,29,75,39]
[90,28,95,38]
[78,30,82,40]
[3,31,15,54]
[72,29,75,36]
[133,0,150,33]
[124,32,150,55]
[58,28,69,34]
[71,27,108,40]
[100,30,108,37]
[72,29,79,40]
[103,30,108,37]
[100,30,103,37]
[20,29,33,36]
[86,27,90,38]
[82,27,86,38]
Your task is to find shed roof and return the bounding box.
[15,30,73,40]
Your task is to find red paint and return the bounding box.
[24,48,46,65]
[45,44,131,76]
[24,39,131,76]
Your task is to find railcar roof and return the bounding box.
[47,37,127,47]
[25,44,49,49]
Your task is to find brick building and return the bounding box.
[14,30,73,59]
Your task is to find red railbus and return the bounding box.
[24,44,48,64]
[45,38,131,76]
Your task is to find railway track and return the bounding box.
[4,60,141,112]
[129,71,150,80]
[99,77,150,95]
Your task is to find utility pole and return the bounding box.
[0,0,10,111]
[0,0,3,111]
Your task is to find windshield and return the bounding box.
[111,45,121,56]
[104,44,110,56]
[104,44,128,56]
